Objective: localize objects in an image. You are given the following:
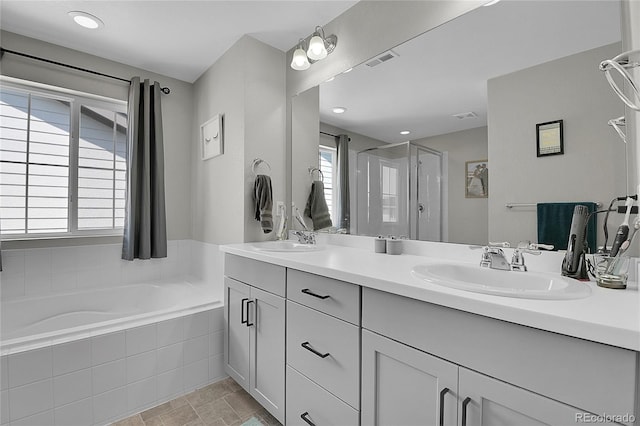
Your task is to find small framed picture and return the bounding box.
[465,160,488,198]
[536,119,563,157]
[201,114,224,160]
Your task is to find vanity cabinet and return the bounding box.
[285,269,361,425]
[361,329,458,426]
[362,329,613,426]
[362,287,638,426]
[223,255,285,423]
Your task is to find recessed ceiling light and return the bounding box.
[325,76,335,82]
[342,68,353,74]
[400,130,411,135]
[68,11,104,29]
[483,0,501,6]
[332,107,347,114]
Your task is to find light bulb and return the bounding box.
[291,48,310,70]
[307,35,328,61]
[68,11,104,29]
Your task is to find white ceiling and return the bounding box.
[319,0,622,144]
[0,0,357,83]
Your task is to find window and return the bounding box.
[0,81,127,238]
[319,146,336,222]
[381,162,398,223]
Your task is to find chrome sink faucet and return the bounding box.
[480,245,511,270]
[292,230,316,245]
[479,241,553,271]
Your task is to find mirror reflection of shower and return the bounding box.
[356,141,447,241]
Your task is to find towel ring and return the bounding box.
[599,49,640,111]
[309,167,324,182]
[252,158,271,176]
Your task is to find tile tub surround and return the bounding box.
[0,240,225,302]
[0,307,226,426]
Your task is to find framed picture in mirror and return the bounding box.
[465,160,488,198]
[536,119,564,157]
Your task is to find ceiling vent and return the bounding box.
[365,50,399,67]
[453,111,478,120]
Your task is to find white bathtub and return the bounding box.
[0,281,226,425]
[1,281,221,355]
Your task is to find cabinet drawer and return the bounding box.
[286,366,359,426]
[224,254,286,296]
[287,269,360,325]
[287,301,360,409]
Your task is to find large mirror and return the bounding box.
[292,0,629,247]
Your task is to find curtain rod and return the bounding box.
[0,47,171,94]
[320,131,338,138]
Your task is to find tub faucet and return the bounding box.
[292,230,316,245]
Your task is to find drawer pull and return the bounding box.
[246,300,255,327]
[241,298,248,324]
[461,397,472,426]
[300,412,316,426]
[301,288,330,299]
[439,387,449,426]
[301,341,330,358]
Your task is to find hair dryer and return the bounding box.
[561,205,589,279]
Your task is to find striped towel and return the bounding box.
[253,174,273,233]
[304,180,333,231]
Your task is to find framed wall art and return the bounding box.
[465,159,488,198]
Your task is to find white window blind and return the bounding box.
[381,163,399,223]
[0,82,127,239]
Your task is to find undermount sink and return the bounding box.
[412,263,591,300]
[251,240,324,252]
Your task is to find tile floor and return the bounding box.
[112,378,280,426]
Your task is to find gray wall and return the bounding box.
[487,42,625,247]
[0,30,193,248]
[415,126,488,245]
[192,36,285,244]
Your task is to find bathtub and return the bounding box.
[0,281,226,425]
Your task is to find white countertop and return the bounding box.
[220,238,640,351]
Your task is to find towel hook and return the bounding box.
[309,167,324,182]
[252,158,271,176]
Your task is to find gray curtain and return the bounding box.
[335,134,350,231]
[122,77,167,260]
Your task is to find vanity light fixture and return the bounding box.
[291,39,311,71]
[68,11,104,29]
[400,130,411,135]
[290,26,338,71]
[332,107,347,114]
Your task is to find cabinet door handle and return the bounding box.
[301,341,330,358]
[461,397,472,426]
[439,387,449,426]
[240,298,248,324]
[246,300,255,327]
[300,412,315,426]
[301,288,330,299]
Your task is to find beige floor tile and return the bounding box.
[255,408,280,426]
[186,382,231,410]
[223,390,263,419]
[222,377,242,393]
[184,419,206,426]
[160,405,200,426]
[196,398,241,426]
[112,414,146,426]
[144,416,165,426]
[141,401,178,421]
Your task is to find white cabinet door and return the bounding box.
[249,287,285,423]
[361,329,458,426]
[458,368,619,426]
[224,277,251,390]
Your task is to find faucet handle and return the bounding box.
[516,241,554,252]
[489,241,511,248]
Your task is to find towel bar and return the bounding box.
[506,202,602,209]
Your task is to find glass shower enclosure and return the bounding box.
[356,141,445,241]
